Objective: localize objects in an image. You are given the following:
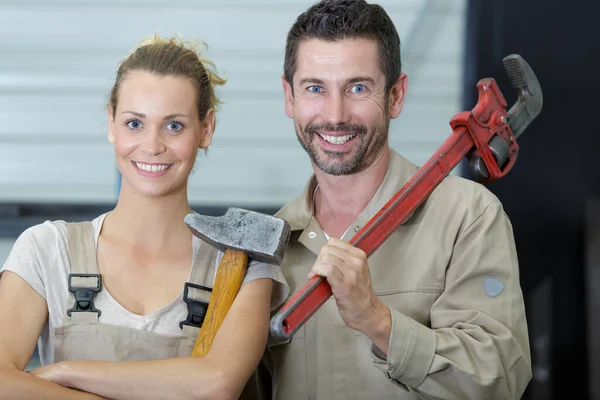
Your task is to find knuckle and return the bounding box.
[346,270,359,284]
[349,257,362,267]
[321,264,334,274]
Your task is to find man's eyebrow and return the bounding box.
[297,77,376,86]
[346,76,375,85]
[298,78,325,86]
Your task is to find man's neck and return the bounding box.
[313,147,390,238]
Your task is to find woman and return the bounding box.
[0,35,288,400]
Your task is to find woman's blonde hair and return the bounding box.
[109,34,227,136]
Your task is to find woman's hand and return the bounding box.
[29,362,68,386]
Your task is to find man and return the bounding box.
[263,0,532,399]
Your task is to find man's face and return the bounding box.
[283,38,406,175]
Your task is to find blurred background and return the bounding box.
[0,0,597,398]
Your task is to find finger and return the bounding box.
[309,262,344,287]
[318,252,351,273]
[327,237,368,260]
[317,245,345,265]
[320,243,365,272]
[307,269,327,279]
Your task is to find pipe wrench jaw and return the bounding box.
[504,54,543,139]
[466,55,543,181]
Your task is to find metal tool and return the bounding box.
[185,208,291,355]
[270,54,543,341]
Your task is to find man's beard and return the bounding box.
[295,122,388,176]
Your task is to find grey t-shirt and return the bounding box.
[1,213,289,365]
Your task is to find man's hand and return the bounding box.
[309,237,392,353]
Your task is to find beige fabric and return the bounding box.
[65,222,102,324]
[53,221,216,362]
[264,149,531,399]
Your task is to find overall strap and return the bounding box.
[180,235,219,338]
[66,221,102,323]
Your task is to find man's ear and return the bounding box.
[107,104,116,144]
[389,73,408,119]
[282,74,294,119]
[199,109,215,149]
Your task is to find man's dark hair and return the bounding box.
[284,0,401,92]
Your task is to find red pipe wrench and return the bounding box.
[270,54,543,341]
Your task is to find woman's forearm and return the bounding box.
[0,367,106,400]
[46,279,274,400]
[56,356,234,400]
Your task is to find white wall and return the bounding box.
[0,0,466,208]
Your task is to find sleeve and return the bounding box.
[371,202,532,400]
[243,260,290,311]
[0,224,56,301]
[212,249,290,312]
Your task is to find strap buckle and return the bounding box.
[67,273,102,317]
[179,282,212,329]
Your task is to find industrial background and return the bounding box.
[0,0,597,399]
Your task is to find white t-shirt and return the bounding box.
[1,213,289,365]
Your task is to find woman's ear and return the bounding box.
[107,104,116,144]
[199,109,215,149]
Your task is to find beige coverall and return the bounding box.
[262,149,532,400]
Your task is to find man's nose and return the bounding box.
[322,92,350,125]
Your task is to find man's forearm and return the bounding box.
[0,368,105,400]
[57,356,234,400]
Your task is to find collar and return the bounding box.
[276,148,421,247]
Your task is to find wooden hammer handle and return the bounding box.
[192,248,249,357]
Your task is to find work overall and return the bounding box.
[53,221,216,362]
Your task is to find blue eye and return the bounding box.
[307,85,323,93]
[167,121,183,132]
[351,84,366,93]
[126,119,142,129]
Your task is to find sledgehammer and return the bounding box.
[184,208,291,356]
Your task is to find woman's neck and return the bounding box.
[103,185,193,251]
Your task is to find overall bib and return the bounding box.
[52,221,216,362]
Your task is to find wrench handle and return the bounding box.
[270,275,331,340]
[270,69,535,342]
[270,127,479,341]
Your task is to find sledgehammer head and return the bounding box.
[184,208,291,265]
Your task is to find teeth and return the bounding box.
[319,133,356,144]
[135,162,170,172]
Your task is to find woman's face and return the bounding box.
[108,70,213,198]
